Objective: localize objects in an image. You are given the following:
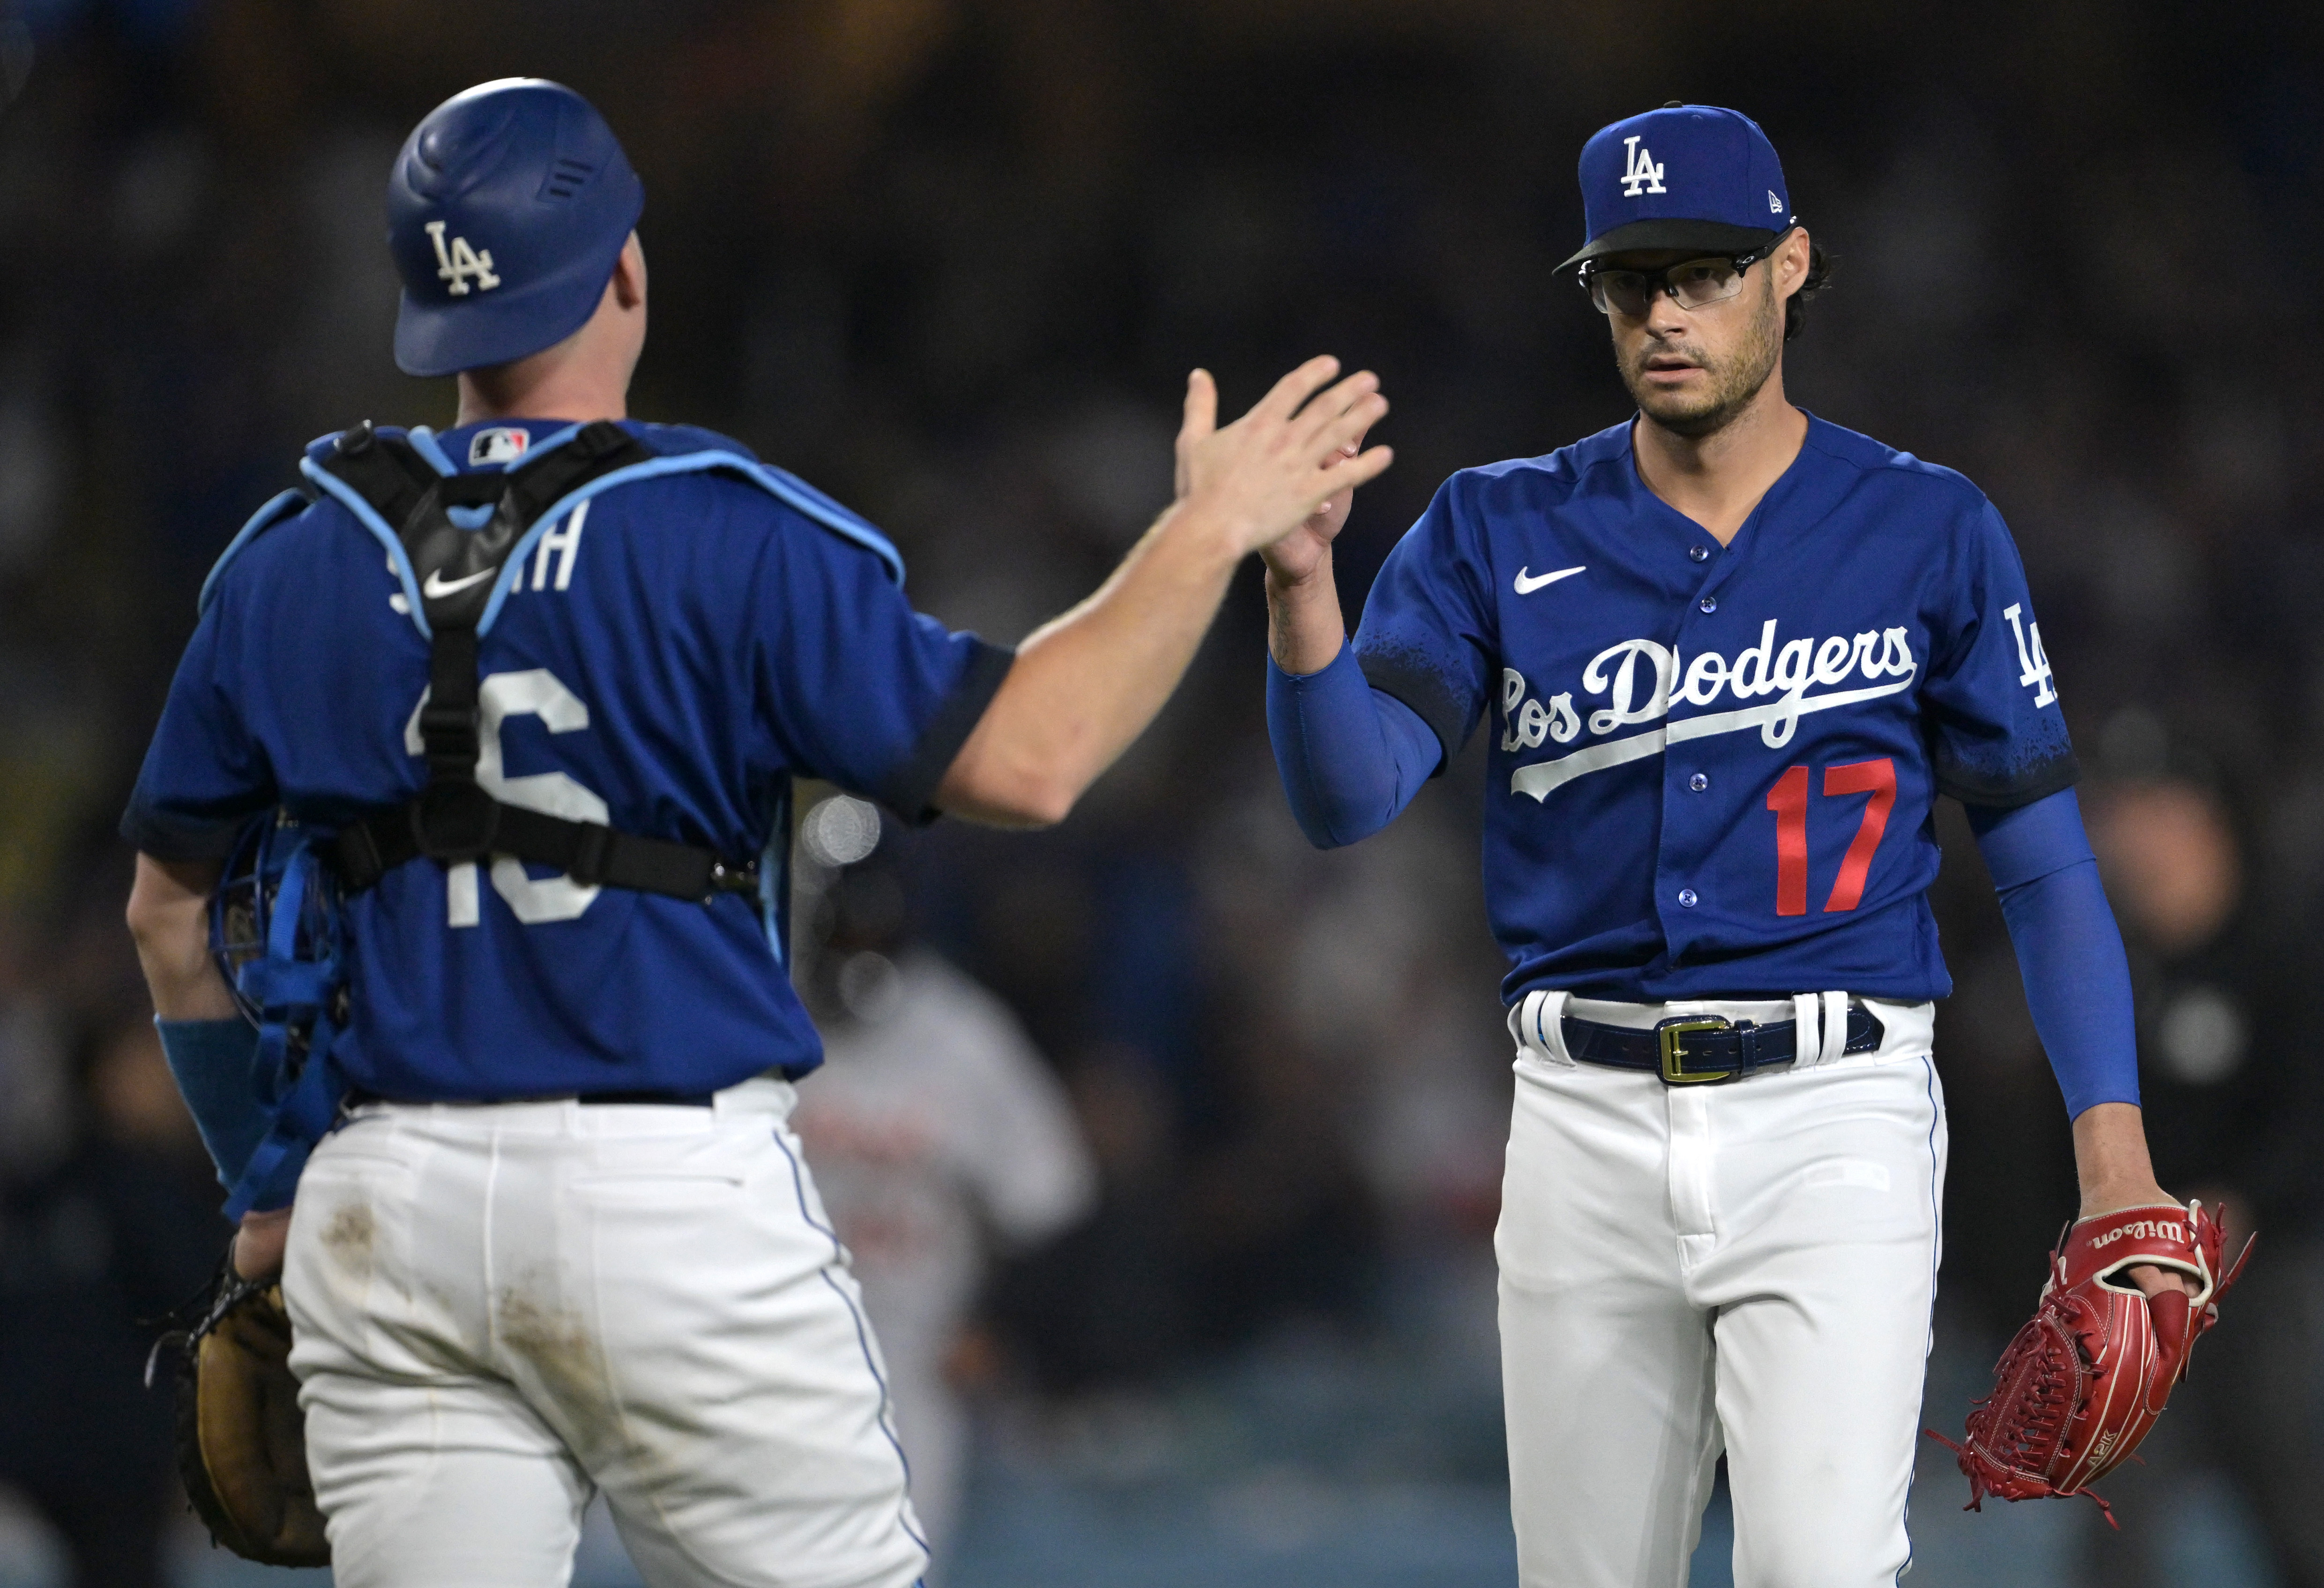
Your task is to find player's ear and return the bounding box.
[1775,227,1811,302]
[613,232,647,311]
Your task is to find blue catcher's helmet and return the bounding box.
[209,813,350,1219]
[212,813,346,1029]
[386,78,645,378]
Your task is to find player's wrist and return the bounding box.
[1262,544,1334,596]
[1264,553,1343,676]
[1164,485,1268,567]
[233,1205,293,1282]
[2076,1178,2178,1220]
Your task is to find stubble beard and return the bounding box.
[1618,277,1784,440]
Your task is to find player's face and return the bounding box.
[1601,248,1788,438]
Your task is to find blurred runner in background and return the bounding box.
[790,795,1098,1559]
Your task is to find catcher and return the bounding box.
[123,79,1388,1587]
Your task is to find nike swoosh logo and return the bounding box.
[422,567,496,599]
[1513,565,1586,595]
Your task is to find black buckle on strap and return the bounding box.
[410,780,500,864]
[703,857,759,901]
[417,705,479,769]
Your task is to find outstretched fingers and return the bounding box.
[1176,368,1218,499]
[1180,368,1218,443]
[1293,370,1383,449]
[1310,389,1389,464]
[1251,355,1344,425]
[1322,440,1395,495]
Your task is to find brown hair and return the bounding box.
[1784,240,1832,342]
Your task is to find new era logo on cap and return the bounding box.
[1562,104,1794,271]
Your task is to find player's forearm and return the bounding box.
[127,853,237,1020]
[935,496,1245,826]
[1970,791,2144,1118]
[1265,556,1346,676]
[131,853,280,1198]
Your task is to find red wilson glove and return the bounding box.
[1929,1200,2253,1526]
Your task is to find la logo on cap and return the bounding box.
[1621,134,1666,197]
[424,220,501,297]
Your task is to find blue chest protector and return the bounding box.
[200,417,909,1209]
[312,420,769,902]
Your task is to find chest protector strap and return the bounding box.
[316,420,761,904]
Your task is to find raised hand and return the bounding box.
[1260,438,1367,587]
[1173,357,1392,560]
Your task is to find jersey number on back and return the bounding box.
[402,668,608,927]
[1765,759,1896,917]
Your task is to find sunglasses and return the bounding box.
[1580,228,1796,318]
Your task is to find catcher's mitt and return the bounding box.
[150,1250,329,1566]
[1929,1200,2253,1525]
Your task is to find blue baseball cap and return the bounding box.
[1560,104,1794,271]
[386,79,645,378]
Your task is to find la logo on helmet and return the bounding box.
[424,220,502,297]
[1620,135,1666,197]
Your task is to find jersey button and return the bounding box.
[1688,772,1709,792]
[1678,888,1699,909]
[1689,544,1711,563]
[1698,596,1717,614]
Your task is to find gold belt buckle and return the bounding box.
[1656,1015,1736,1085]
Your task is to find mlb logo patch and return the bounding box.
[469,427,530,467]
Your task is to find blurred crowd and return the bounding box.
[1,1,2322,1585]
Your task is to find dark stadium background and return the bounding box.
[0,2,2317,1584]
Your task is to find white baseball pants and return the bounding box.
[1497,994,1945,1588]
[281,1076,928,1588]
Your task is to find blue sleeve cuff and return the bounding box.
[156,1017,270,1193]
[879,637,1014,823]
[1266,646,1438,849]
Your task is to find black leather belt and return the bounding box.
[1563,1005,1887,1085]
[345,1087,716,1108]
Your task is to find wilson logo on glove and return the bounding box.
[1927,1200,2253,1526]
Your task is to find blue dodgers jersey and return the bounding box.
[124,418,1011,1100]
[1355,413,2073,1005]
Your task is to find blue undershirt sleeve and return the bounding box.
[1267,644,1441,849]
[156,1016,269,1197]
[1966,789,2140,1118]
